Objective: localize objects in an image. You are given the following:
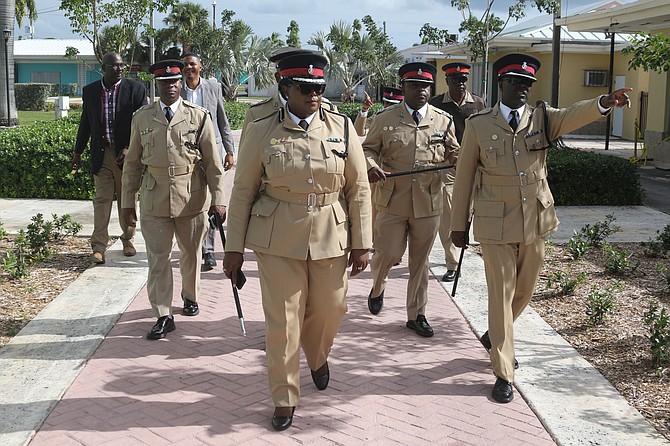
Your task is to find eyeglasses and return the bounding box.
[292,83,326,96]
[449,76,468,84]
[104,63,127,69]
[505,77,534,87]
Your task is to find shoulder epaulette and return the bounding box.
[249,97,273,108]
[133,103,153,116]
[321,97,336,111]
[430,106,451,118]
[469,108,493,119]
[252,109,280,123]
[321,107,346,119]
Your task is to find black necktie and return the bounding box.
[164,106,172,123]
[509,110,519,131]
[298,119,308,130]
[412,110,421,125]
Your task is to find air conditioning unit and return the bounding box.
[584,70,608,87]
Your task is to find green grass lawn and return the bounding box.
[17,110,55,124]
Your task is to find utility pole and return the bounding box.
[212,1,216,29]
[550,0,561,107]
[149,8,155,102]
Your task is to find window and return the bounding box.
[31,72,61,84]
[584,70,608,87]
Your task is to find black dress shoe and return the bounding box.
[203,252,216,270]
[271,407,295,431]
[367,290,384,315]
[182,297,199,316]
[311,361,330,390]
[441,270,458,282]
[480,331,519,369]
[406,314,434,337]
[147,315,175,340]
[492,377,514,403]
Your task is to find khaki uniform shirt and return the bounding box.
[452,98,607,245]
[226,108,372,260]
[122,100,226,217]
[362,102,459,218]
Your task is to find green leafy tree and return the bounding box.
[60,0,176,64]
[422,0,557,98]
[15,0,37,27]
[162,1,208,53]
[286,20,300,47]
[360,15,402,95]
[623,32,670,73]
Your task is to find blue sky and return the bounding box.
[20,0,606,51]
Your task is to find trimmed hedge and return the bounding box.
[223,101,250,130]
[0,113,94,199]
[547,147,644,205]
[49,83,78,97]
[15,83,52,111]
[336,102,383,122]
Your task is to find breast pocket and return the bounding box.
[322,141,345,174]
[481,141,507,168]
[140,132,154,151]
[429,137,446,162]
[263,143,294,178]
[385,132,407,159]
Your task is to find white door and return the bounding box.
[612,76,626,137]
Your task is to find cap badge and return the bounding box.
[521,62,527,70]
[308,65,314,74]
[456,66,462,71]
[417,68,423,75]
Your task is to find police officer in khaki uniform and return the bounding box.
[240,47,337,146]
[121,60,227,340]
[354,86,403,137]
[451,53,632,403]
[223,53,371,431]
[429,62,486,282]
[364,62,459,338]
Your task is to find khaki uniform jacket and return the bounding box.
[362,102,459,218]
[122,100,226,217]
[452,98,607,245]
[241,93,338,145]
[226,108,372,260]
[429,90,486,144]
[354,112,374,137]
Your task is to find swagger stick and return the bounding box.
[385,164,455,178]
[451,216,472,297]
[213,213,247,336]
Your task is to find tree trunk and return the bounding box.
[1,0,19,127]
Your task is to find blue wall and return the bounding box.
[16,62,102,95]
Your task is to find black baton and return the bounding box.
[384,164,455,178]
[451,217,472,297]
[212,213,247,336]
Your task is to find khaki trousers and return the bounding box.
[91,148,135,253]
[256,251,348,408]
[141,212,208,317]
[370,211,440,320]
[438,181,460,269]
[481,239,545,382]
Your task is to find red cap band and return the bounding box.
[280,67,325,77]
[402,70,434,81]
[498,64,536,76]
[153,67,181,75]
[383,92,403,100]
[444,66,470,75]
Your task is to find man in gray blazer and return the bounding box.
[182,52,236,270]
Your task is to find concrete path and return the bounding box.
[1,132,669,445]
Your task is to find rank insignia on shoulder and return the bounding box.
[525,129,543,138]
[326,137,343,143]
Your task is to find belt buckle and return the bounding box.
[307,192,317,212]
[519,172,527,187]
[168,164,175,177]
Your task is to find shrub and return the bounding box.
[48,83,78,97]
[642,225,670,258]
[585,282,619,325]
[547,148,645,205]
[566,233,590,259]
[546,270,587,296]
[602,241,639,276]
[15,83,53,111]
[336,102,383,123]
[223,101,250,130]
[644,301,670,365]
[0,115,94,199]
[579,214,620,248]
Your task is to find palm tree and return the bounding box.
[1,0,18,127]
[162,2,209,53]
